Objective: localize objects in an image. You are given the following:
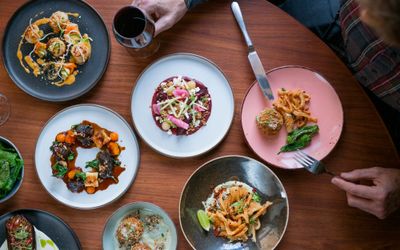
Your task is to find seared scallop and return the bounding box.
[70,38,91,65]
[116,217,144,246]
[24,24,43,44]
[49,11,70,33]
[131,243,151,250]
[63,23,81,44]
[47,37,66,57]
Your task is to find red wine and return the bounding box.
[114,6,145,38]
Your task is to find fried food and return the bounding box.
[256,107,283,135]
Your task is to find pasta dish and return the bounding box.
[272,88,317,132]
[202,181,272,242]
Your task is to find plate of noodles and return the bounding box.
[241,66,343,169]
[2,0,110,101]
[180,155,288,249]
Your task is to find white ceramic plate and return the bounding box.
[102,202,177,249]
[35,104,140,209]
[131,53,234,158]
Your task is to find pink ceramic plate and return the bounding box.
[241,66,343,169]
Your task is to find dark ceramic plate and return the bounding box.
[0,136,24,204]
[0,209,81,249]
[2,0,110,102]
[180,155,289,250]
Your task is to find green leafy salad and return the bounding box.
[0,142,23,198]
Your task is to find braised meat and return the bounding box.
[97,151,114,179]
[50,142,71,161]
[6,215,36,250]
[74,124,94,147]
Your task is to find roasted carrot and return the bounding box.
[108,142,120,156]
[86,187,95,194]
[56,133,65,142]
[67,170,76,180]
[110,132,118,142]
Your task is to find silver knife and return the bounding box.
[231,1,274,100]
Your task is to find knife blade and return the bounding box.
[231,1,274,100]
[248,50,274,100]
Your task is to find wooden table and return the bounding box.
[1,0,399,249]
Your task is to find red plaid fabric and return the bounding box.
[340,0,400,111]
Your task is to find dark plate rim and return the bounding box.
[0,136,24,203]
[1,0,111,102]
[130,52,236,159]
[33,103,141,210]
[240,65,345,169]
[178,154,290,250]
[0,208,82,249]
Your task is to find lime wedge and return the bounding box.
[197,209,210,231]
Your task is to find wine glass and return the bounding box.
[0,93,10,126]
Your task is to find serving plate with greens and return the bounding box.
[0,136,24,203]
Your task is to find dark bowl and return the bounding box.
[0,136,24,203]
[2,0,110,102]
[179,155,289,250]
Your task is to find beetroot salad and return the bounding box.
[151,76,212,135]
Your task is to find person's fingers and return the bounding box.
[345,193,382,218]
[154,16,174,36]
[340,167,380,181]
[331,177,377,199]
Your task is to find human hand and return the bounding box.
[331,167,400,219]
[132,0,188,36]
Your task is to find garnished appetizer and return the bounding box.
[50,121,125,194]
[151,76,212,136]
[5,215,36,250]
[17,11,92,87]
[115,210,169,249]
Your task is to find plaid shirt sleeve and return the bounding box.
[340,0,400,112]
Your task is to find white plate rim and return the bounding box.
[34,103,141,210]
[130,52,235,158]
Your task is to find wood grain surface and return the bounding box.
[0,0,399,249]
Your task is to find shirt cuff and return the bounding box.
[185,0,207,10]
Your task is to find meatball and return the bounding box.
[47,37,66,57]
[131,243,151,250]
[24,24,43,44]
[116,217,144,246]
[71,38,91,65]
[256,108,283,135]
[49,11,70,33]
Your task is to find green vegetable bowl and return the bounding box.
[0,136,24,203]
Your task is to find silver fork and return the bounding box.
[293,150,336,176]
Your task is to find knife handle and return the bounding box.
[231,1,253,49]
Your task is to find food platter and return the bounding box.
[1,0,110,101]
[131,53,235,158]
[0,209,81,250]
[180,155,289,249]
[34,104,140,209]
[241,66,344,169]
[102,202,178,249]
